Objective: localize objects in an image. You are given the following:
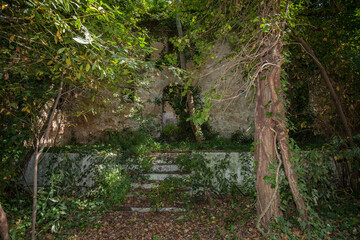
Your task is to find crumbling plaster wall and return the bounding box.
[60,39,254,144]
[194,41,254,137]
[136,39,254,138]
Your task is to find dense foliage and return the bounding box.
[0,0,151,199]
[286,0,360,143]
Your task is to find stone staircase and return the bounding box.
[121,152,191,212]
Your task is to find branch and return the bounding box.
[31,77,64,240]
[288,26,354,147]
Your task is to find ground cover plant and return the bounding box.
[7,134,358,239]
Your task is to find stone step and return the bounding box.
[126,192,146,197]
[123,152,190,213]
[126,189,151,197]
[149,153,188,163]
[122,164,181,172]
[131,182,158,189]
[123,196,153,207]
[130,180,190,190]
[123,196,185,207]
[150,164,180,172]
[145,172,190,181]
[129,207,186,212]
[150,159,174,164]
[127,187,191,197]
[148,152,188,158]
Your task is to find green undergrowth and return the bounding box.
[47,129,253,154]
[4,177,110,239]
[267,135,360,239]
[46,128,331,154]
[148,152,255,212]
[269,195,360,239]
[4,130,358,239]
[47,140,252,154]
[4,161,131,239]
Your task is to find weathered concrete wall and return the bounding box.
[195,42,254,137]
[57,39,254,144]
[24,153,103,189]
[193,152,255,193]
[24,152,254,190]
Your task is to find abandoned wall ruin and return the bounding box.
[56,39,254,144]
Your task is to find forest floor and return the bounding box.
[51,196,265,240]
[41,194,360,240]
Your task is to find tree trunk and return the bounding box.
[267,45,308,222]
[291,33,354,147]
[0,205,9,240]
[255,1,283,232]
[255,65,282,232]
[255,0,308,232]
[186,91,203,143]
[176,0,203,143]
[31,80,63,240]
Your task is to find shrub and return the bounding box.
[175,153,238,195]
[97,164,130,206]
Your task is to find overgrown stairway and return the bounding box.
[121,152,191,212]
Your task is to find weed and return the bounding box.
[149,177,190,210]
[175,153,239,195]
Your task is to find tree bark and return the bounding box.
[31,80,63,240]
[291,33,354,147]
[255,1,283,232]
[255,0,308,232]
[0,205,9,240]
[267,46,308,222]
[176,0,203,143]
[186,91,203,143]
[255,64,282,232]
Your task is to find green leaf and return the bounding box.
[264,176,273,184]
[264,100,272,109]
[66,58,71,66]
[266,112,272,118]
[57,48,65,54]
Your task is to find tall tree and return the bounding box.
[175,0,203,143]
[1,1,151,238]
[290,32,354,147]
[255,0,307,232]
[175,0,309,231]
[285,0,360,141]
[254,1,283,232]
[31,80,63,239]
[285,0,360,192]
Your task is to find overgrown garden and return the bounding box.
[0,0,359,239]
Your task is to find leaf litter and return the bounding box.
[56,195,264,240]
